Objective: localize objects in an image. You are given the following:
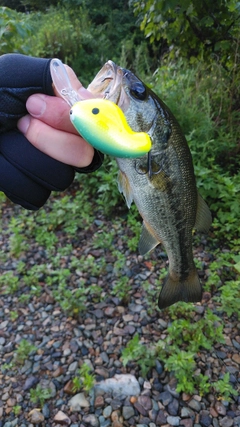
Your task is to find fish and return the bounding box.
[87,61,212,309]
[70,99,152,158]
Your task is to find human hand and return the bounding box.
[17,65,95,167]
[0,54,103,210]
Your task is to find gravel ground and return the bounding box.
[0,190,239,427]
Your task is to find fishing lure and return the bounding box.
[50,59,151,158]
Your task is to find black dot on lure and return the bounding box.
[92,108,100,115]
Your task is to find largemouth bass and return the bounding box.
[87,61,212,309]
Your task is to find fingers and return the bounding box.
[24,94,77,133]
[17,63,96,167]
[17,114,94,168]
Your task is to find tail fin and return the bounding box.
[158,270,202,309]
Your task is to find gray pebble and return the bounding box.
[155,360,163,374]
[199,410,212,427]
[23,376,39,391]
[219,416,233,427]
[122,405,135,419]
[181,407,195,418]
[56,399,64,407]
[168,397,179,415]
[167,416,180,426]
[68,361,78,372]
[233,416,240,426]
[42,403,50,419]
[99,417,111,427]
[100,352,109,364]
[213,419,220,427]
[188,398,202,412]
[20,360,32,374]
[129,303,144,312]
[82,414,99,427]
[103,405,112,418]
[159,390,173,406]
[32,362,40,374]
[156,410,167,425]
[232,339,240,350]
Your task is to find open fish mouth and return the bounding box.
[88,60,127,108]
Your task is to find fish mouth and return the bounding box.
[88,60,129,110]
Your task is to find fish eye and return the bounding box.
[92,108,100,115]
[130,82,147,101]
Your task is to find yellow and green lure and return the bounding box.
[70,99,151,158]
[50,58,151,158]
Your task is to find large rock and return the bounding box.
[68,393,90,411]
[94,374,140,397]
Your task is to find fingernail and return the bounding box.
[26,94,46,117]
[17,115,31,134]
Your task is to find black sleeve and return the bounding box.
[0,54,103,210]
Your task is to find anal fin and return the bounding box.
[138,222,160,256]
[194,192,212,233]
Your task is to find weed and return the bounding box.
[0,272,19,295]
[1,362,14,372]
[53,279,89,316]
[12,405,21,415]
[78,254,106,276]
[213,373,238,401]
[72,362,95,393]
[142,280,158,314]
[167,301,195,320]
[112,276,132,303]
[164,350,196,394]
[196,374,212,397]
[8,217,29,257]
[18,294,31,304]
[122,309,234,398]
[215,280,240,318]
[30,385,52,407]
[122,334,156,377]
[92,228,115,250]
[15,340,37,365]
[9,311,18,321]
[125,206,141,252]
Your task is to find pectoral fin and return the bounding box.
[194,192,212,233]
[118,170,133,209]
[138,222,160,255]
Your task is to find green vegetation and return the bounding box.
[122,308,238,400]
[130,0,240,68]
[30,384,52,407]
[15,339,37,364]
[72,362,96,393]
[0,0,239,400]
[12,405,21,416]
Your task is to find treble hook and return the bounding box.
[134,151,164,178]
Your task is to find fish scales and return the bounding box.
[88,61,212,309]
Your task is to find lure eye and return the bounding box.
[130,82,147,101]
[92,108,100,115]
